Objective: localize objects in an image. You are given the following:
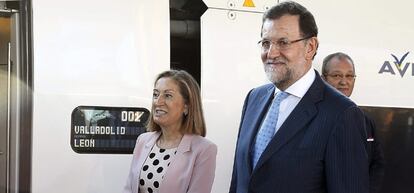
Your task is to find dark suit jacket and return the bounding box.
[364,114,385,193]
[230,72,369,193]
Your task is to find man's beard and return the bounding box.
[265,65,292,89]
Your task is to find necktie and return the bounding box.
[252,91,289,168]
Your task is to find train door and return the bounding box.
[0,1,19,193]
[0,10,9,192]
[1,0,32,192]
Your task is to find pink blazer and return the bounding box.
[123,132,217,193]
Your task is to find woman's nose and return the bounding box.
[154,95,165,105]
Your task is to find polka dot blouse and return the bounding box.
[138,144,177,193]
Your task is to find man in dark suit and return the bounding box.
[322,52,385,193]
[229,2,369,193]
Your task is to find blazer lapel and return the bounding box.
[133,132,159,193]
[158,135,192,193]
[246,86,275,173]
[253,75,325,171]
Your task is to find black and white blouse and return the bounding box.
[138,144,177,193]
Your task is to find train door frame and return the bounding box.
[0,0,32,193]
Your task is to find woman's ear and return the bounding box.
[184,104,188,116]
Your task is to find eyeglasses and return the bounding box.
[258,36,313,51]
[324,73,356,81]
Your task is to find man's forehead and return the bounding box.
[331,57,353,66]
[327,58,355,72]
[262,15,301,36]
[264,15,300,25]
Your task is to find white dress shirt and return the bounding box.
[273,68,316,134]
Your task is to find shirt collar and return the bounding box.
[275,68,315,98]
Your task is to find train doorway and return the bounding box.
[1,0,32,192]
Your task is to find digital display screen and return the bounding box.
[71,106,150,154]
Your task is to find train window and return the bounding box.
[71,106,150,154]
[360,106,414,192]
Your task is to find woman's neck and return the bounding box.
[157,129,183,149]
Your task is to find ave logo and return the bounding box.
[379,52,413,77]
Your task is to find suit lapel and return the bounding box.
[246,86,275,173]
[253,75,325,172]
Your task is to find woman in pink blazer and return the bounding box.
[123,70,217,193]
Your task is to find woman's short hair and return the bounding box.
[147,70,206,137]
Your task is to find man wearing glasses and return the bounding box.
[321,52,357,97]
[229,1,369,193]
[322,52,385,193]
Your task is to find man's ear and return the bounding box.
[306,37,318,60]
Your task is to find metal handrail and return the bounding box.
[6,42,11,193]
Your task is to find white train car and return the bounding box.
[1,0,413,193]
